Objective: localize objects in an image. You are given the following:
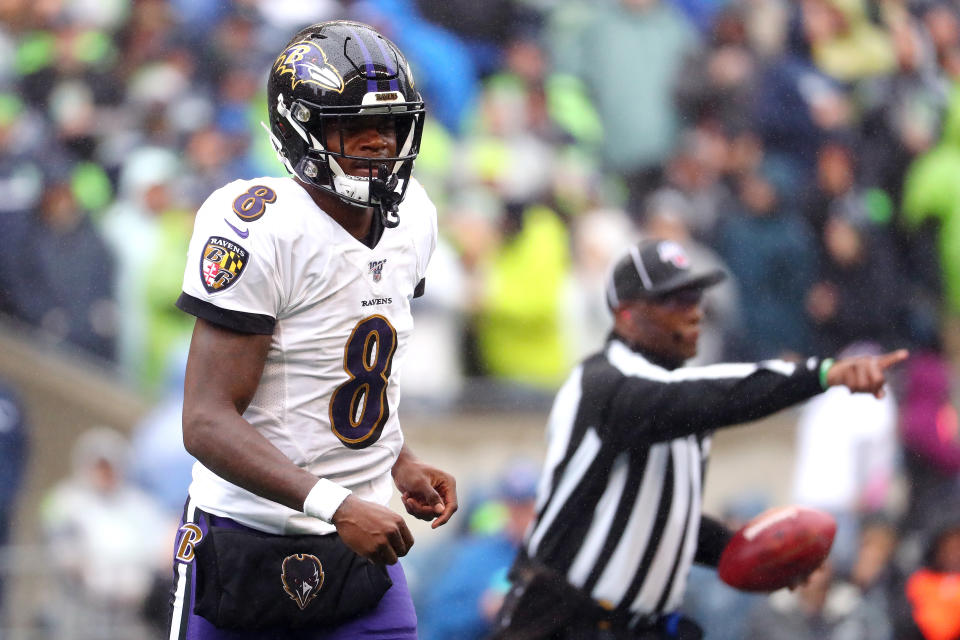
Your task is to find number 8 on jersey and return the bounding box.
[330,315,398,449]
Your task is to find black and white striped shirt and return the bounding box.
[522,336,824,626]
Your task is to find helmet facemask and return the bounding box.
[265,91,424,228]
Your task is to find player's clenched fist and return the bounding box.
[332,495,414,565]
[825,348,909,398]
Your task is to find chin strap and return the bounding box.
[370,164,401,228]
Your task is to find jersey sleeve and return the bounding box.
[605,354,823,444]
[176,181,282,335]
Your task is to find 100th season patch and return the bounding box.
[200,236,249,294]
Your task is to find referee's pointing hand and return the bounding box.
[825,349,909,399]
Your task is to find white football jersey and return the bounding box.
[177,176,437,534]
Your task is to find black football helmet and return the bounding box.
[264,21,425,227]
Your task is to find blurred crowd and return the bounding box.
[6,0,960,637]
[2,0,958,396]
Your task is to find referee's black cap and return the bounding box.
[605,238,726,309]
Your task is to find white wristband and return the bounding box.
[303,479,352,523]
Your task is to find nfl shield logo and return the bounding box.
[369,259,386,282]
[657,241,690,270]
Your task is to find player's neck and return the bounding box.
[297,179,374,243]
[329,206,375,243]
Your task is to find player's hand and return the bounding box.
[826,349,909,398]
[787,561,830,592]
[331,495,414,565]
[786,567,818,590]
[392,452,458,529]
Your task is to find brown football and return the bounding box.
[717,506,836,592]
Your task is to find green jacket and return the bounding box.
[902,84,960,312]
[477,205,572,389]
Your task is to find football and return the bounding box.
[717,505,836,592]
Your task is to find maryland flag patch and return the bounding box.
[200,236,249,294]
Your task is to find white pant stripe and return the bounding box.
[168,499,197,640]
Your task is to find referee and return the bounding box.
[490,238,908,640]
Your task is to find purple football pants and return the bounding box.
[166,499,417,640]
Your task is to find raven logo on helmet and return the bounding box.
[273,41,345,94]
[281,554,324,610]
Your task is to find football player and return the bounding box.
[167,21,457,639]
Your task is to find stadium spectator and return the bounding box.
[100,146,191,390]
[919,2,960,79]
[674,5,759,136]
[655,126,732,241]
[246,0,343,37]
[0,379,27,628]
[415,0,534,75]
[858,14,946,207]
[851,515,909,639]
[901,83,960,356]
[353,0,480,135]
[129,355,195,515]
[802,136,862,240]
[566,206,638,361]
[792,342,900,577]
[472,200,574,393]
[669,0,730,36]
[0,93,47,219]
[806,208,908,355]
[416,459,539,640]
[550,0,700,213]
[744,560,892,640]
[752,2,856,178]
[714,160,818,360]
[904,521,960,640]
[457,61,579,389]
[40,426,170,640]
[898,348,960,539]
[0,159,117,360]
[801,0,896,82]
[481,34,603,152]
